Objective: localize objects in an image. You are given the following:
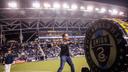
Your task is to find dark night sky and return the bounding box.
[84,0,128,8]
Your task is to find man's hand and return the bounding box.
[3,61,5,65]
[12,61,15,64]
[70,55,74,58]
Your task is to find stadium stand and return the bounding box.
[0,38,85,64]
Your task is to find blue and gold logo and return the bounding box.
[84,19,127,71]
[90,30,117,69]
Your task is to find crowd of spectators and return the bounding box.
[0,38,85,63]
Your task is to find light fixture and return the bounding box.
[44,3,51,8]
[80,6,85,10]
[71,4,78,10]
[63,3,69,9]
[108,9,112,13]
[32,2,41,9]
[111,9,118,15]
[53,2,60,9]
[95,8,99,11]
[87,5,94,12]
[99,8,106,13]
[119,11,124,15]
[8,1,17,8]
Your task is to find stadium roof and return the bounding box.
[85,0,128,8]
[0,0,128,8]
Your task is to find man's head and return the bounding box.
[8,50,12,54]
[62,33,69,41]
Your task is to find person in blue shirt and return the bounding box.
[57,33,75,72]
[3,50,14,72]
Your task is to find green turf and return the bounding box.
[0,56,89,72]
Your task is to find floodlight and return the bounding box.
[8,1,17,8]
[87,5,94,12]
[80,6,85,10]
[32,2,40,8]
[63,3,69,9]
[99,8,106,13]
[119,11,124,15]
[111,9,118,15]
[95,8,99,11]
[108,9,112,13]
[44,3,51,8]
[53,2,60,9]
[71,4,78,10]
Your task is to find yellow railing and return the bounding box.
[113,18,128,33]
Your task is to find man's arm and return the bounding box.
[2,59,5,65]
[12,54,15,64]
[2,54,6,65]
[56,45,62,57]
[69,48,74,57]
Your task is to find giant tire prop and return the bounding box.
[84,19,128,72]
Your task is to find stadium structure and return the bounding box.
[0,0,128,72]
[0,0,128,44]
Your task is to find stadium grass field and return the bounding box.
[0,56,89,72]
